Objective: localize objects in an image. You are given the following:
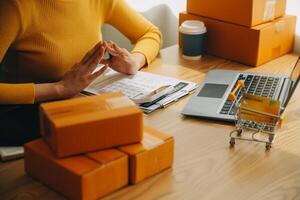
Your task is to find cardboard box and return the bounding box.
[40,92,143,158]
[179,12,296,66]
[118,126,174,184]
[24,139,128,200]
[187,0,286,27]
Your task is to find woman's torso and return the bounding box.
[2,0,108,83]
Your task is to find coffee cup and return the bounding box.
[179,20,207,60]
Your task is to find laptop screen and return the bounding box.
[282,57,300,109]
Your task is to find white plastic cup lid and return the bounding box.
[179,20,207,35]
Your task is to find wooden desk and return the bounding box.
[1,45,300,200]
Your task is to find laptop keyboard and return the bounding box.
[220,74,280,116]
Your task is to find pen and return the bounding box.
[140,82,189,107]
[132,85,173,104]
[161,90,189,108]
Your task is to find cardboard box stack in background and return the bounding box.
[180,0,296,66]
[24,93,174,200]
[187,0,287,27]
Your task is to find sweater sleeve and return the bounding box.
[105,0,162,65]
[0,2,35,104]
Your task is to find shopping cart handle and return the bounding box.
[228,80,245,101]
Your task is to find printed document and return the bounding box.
[84,68,197,113]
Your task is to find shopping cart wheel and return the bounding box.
[237,129,242,137]
[266,143,272,150]
[268,134,274,143]
[230,138,235,147]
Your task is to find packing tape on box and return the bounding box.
[45,96,135,119]
[264,0,276,21]
[275,20,285,33]
[45,102,106,118]
[142,133,164,150]
[272,20,284,58]
[105,96,135,109]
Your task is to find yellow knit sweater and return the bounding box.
[0,0,161,104]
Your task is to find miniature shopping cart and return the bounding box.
[229,98,284,150]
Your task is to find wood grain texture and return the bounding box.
[1,45,300,200]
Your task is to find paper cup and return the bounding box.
[179,20,207,60]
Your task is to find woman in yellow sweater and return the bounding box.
[0,0,161,145]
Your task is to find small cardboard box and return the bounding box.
[40,93,143,158]
[179,12,296,66]
[24,139,128,200]
[118,126,174,184]
[187,0,286,27]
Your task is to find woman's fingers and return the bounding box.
[106,40,114,47]
[110,43,124,54]
[112,43,122,52]
[105,45,120,57]
[105,40,127,54]
[106,47,126,58]
[104,41,121,55]
[88,64,109,81]
[76,47,99,74]
[100,59,112,66]
[85,46,106,74]
[111,43,130,58]
[81,42,101,64]
[86,46,105,69]
[74,43,105,77]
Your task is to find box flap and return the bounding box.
[144,126,173,141]
[257,15,296,65]
[253,15,295,30]
[119,126,173,155]
[85,149,127,165]
[187,0,286,27]
[40,92,141,127]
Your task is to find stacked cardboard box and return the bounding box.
[24,93,174,200]
[118,126,174,184]
[39,92,143,158]
[179,0,296,66]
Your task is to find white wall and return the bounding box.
[127,0,185,14]
[287,0,300,53]
[127,0,300,53]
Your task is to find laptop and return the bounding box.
[182,57,300,121]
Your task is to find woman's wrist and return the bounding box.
[53,81,68,99]
[34,82,66,103]
[130,52,146,73]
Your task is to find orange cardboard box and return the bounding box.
[179,12,296,66]
[187,0,286,27]
[40,92,143,158]
[24,139,128,200]
[118,126,174,184]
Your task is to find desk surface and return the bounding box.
[1,45,300,200]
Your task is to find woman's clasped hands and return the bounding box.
[55,41,146,99]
